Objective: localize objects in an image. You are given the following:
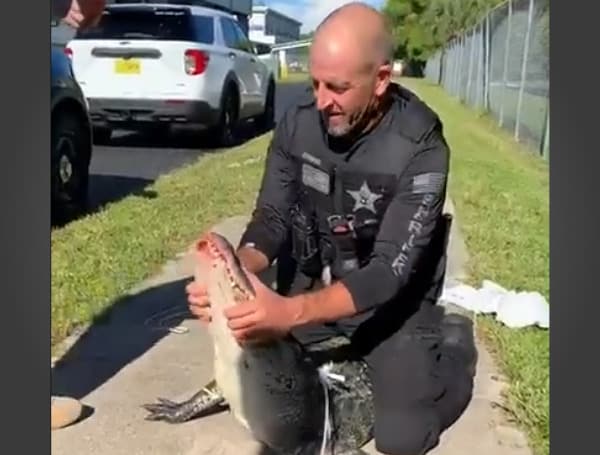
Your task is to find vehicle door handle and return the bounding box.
[228,52,236,59]
[250,57,256,62]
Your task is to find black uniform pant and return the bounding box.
[281,273,475,455]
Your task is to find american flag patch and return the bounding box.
[412,172,445,194]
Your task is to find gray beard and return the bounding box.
[327,122,352,137]
[325,105,365,137]
[327,92,381,138]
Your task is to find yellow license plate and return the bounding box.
[114,58,141,74]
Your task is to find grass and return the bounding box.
[51,134,271,352]
[278,71,310,84]
[399,77,549,455]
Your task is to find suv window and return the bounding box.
[191,15,215,44]
[220,17,239,49]
[75,7,214,44]
[231,21,255,54]
[220,17,254,53]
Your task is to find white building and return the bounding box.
[249,3,302,45]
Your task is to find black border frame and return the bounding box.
[550,0,599,453]
[0,0,592,452]
[3,1,51,451]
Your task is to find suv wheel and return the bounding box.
[215,88,239,147]
[52,109,91,224]
[93,127,112,145]
[256,80,275,132]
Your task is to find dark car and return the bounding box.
[51,45,93,225]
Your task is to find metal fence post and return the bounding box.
[447,43,453,90]
[542,107,550,160]
[441,46,446,87]
[456,35,464,100]
[441,48,446,88]
[454,39,461,96]
[466,28,475,106]
[455,36,461,99]
[449,40,455,94]
[438,50,443,85]
[450,40,456,94]
[515,0,535,141]
[458,35,466,100]
[499,0,513,127]
[484,12,491,111]
[475,22,483,108]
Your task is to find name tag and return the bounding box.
[302,163,330,195]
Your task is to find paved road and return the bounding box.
[86,81,309,217]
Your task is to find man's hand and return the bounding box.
[62,0,106,29]
[223,273,302,344]
[186,245,269,326]
[186,279,211,324]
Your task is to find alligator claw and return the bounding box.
[157,397,177,407]
[142,385,226,424]
[143,398,186,423]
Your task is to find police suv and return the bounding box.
[65,1,276,146]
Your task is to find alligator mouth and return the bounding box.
[196,232,255,302]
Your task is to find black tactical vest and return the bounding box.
[284,84,441,281]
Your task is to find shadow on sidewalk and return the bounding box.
[50,262,281,404]
[51,276,193,401]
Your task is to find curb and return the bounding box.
[444,196,470,286]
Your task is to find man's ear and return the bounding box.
[374,62,392,97]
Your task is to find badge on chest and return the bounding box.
[301,163,331,195]
[345,181,383,214]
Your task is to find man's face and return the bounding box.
[309,39,386,137]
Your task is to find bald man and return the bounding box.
[188,2,476,454]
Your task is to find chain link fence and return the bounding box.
[424,0,549,159]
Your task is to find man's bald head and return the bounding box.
[308,2,395,138]
[312,2,394,72]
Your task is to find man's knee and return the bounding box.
[373,408,440,455]
[366,329,445,454]
[369,349,443,455]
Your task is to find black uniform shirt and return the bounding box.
[240,84,450,313]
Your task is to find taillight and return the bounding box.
[64,46,73,59]
[184,49,209,75]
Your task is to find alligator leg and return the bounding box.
[142,379,227,424]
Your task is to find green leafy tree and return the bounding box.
[382,0,505,63]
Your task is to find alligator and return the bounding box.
[142,231,374,454]
[142,231,477,455]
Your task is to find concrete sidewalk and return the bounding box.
[51,202,532,455]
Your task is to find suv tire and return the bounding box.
[256,79,275,133]
[51,108,91,224]
[214,86,239,147]
[93,127,112,145]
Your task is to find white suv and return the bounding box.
[66,2,276,146]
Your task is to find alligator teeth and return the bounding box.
[203,236,250,302]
